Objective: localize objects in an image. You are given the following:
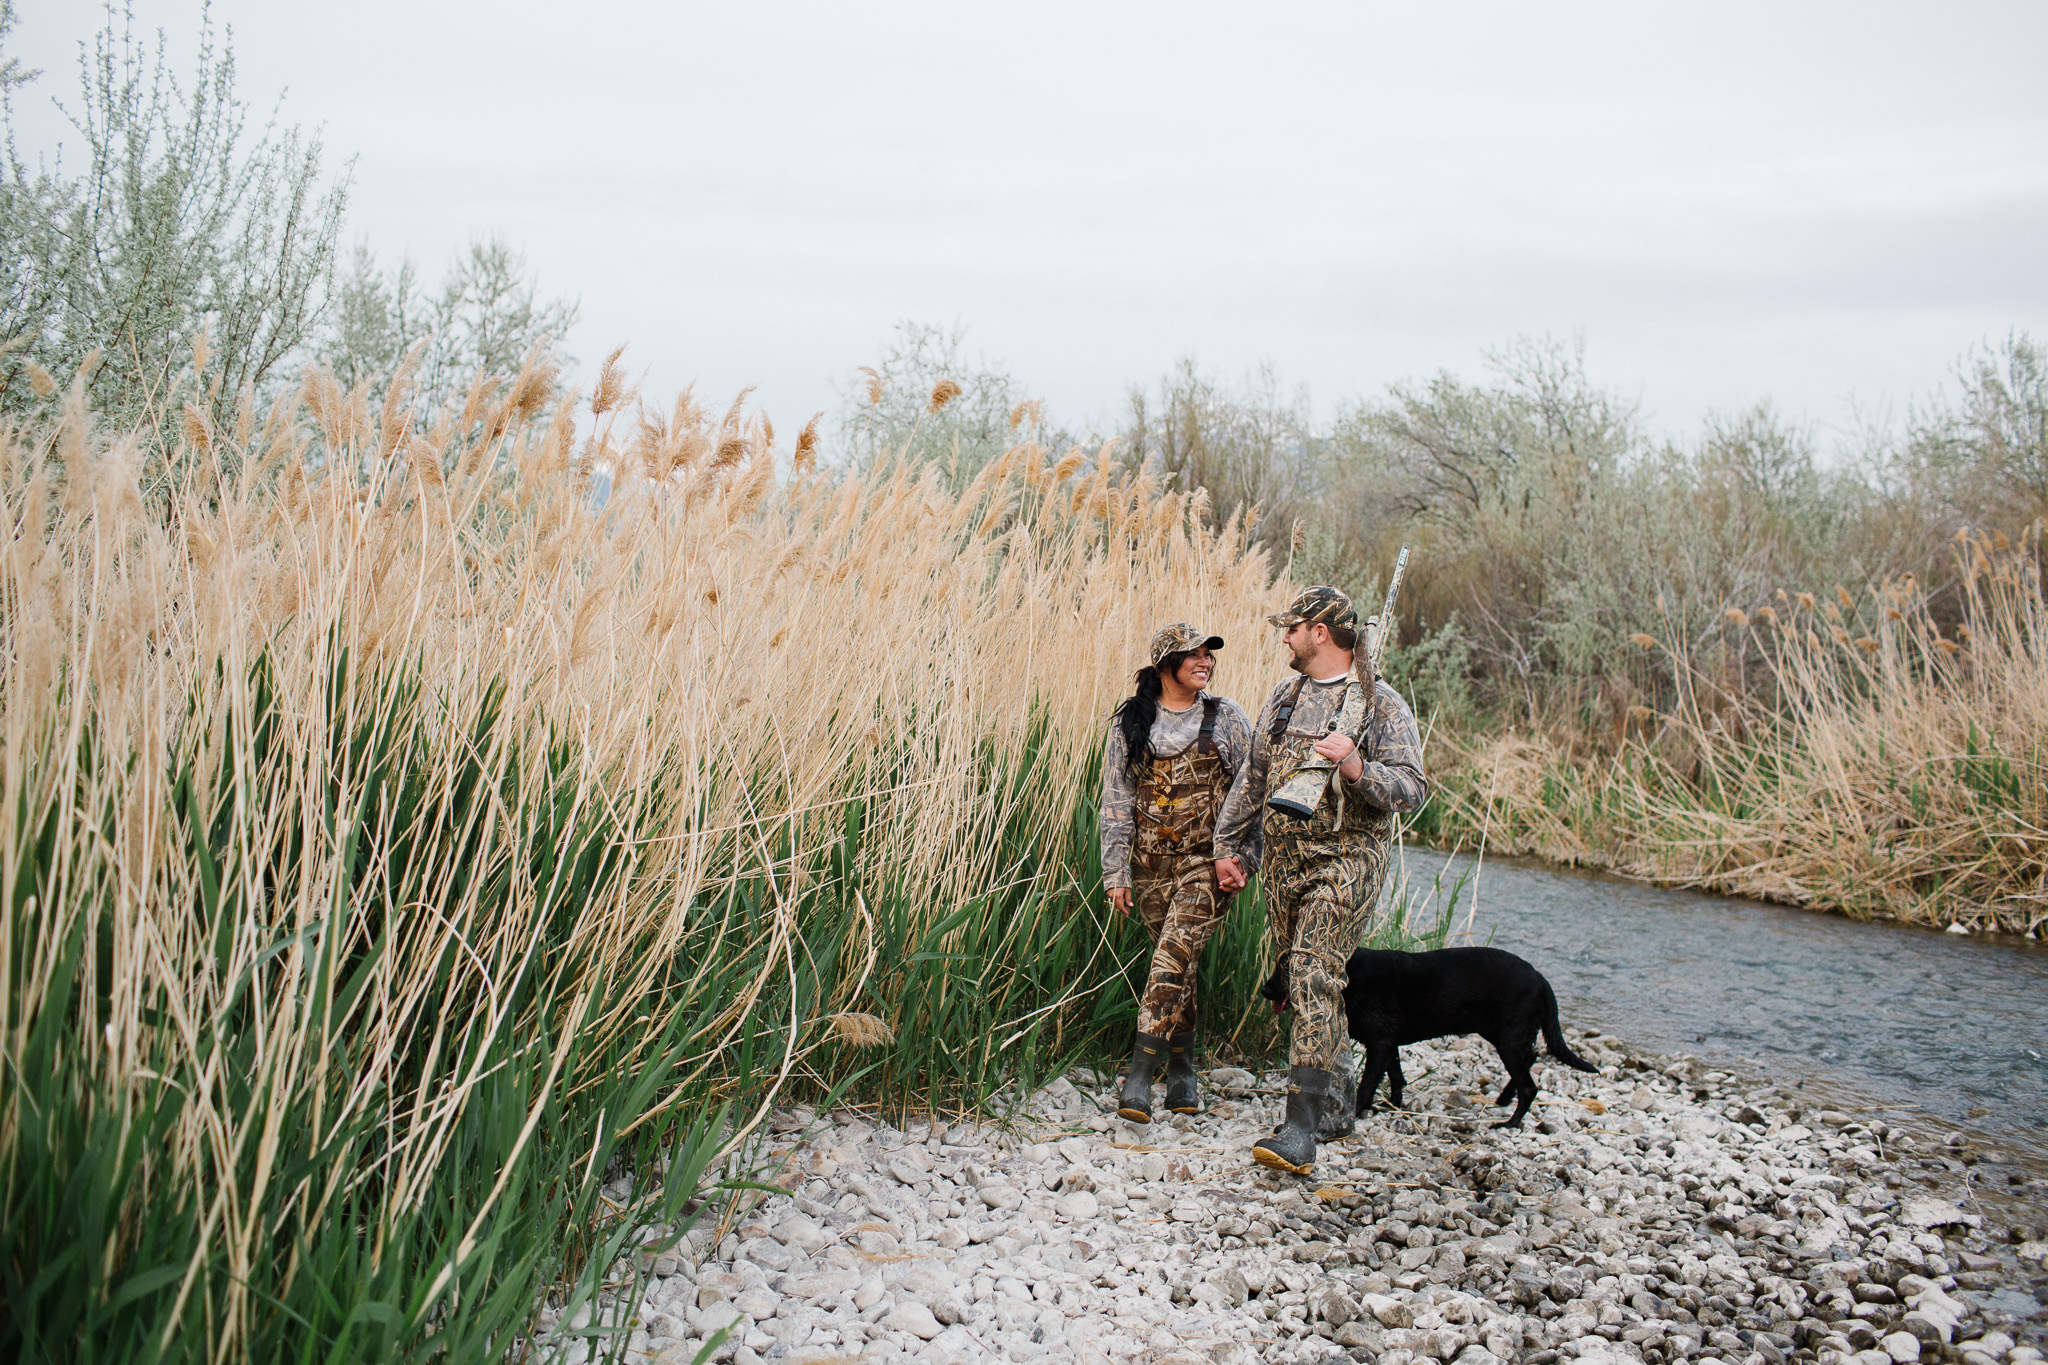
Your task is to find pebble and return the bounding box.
[540,1031,2048,1365]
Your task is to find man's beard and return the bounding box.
[1285,640,1314,674]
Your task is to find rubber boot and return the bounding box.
[1252,1066,1331,1175]
[1117,1032,1169,1123]
[1164,1032,1201,1115]
[1318,1067,1357,1140]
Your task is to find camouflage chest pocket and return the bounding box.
[1132,699,1229,858]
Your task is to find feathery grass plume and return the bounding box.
[1755,606,1777,626]
[1724,608,1749,627]
[793,412,822,472]
[928,377,963,413]
[857,365,886,405]
[1629,633,1658,650]
[181,403,213,455]
[27,360,56,395]
[591,345,630,417]
[826,1012,896,1047]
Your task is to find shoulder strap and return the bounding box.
[1197,696,1219,754]
[1267,676,1308,744]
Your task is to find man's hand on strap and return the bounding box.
[1312,733,1364,783]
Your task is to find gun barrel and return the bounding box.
[1370,545,1410,672]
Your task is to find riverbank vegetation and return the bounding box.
[1176,337,2047,933]
[852,326,2046,932]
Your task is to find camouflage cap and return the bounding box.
[1148,621,1225,668]
[1267,585,1358,629]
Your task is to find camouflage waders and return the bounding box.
[1131,697,1233,1040]
[1260,678,1395,1080]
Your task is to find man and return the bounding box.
[1213,585,1429,1175]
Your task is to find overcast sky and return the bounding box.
[14,2,2048,447]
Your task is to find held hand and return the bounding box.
[1214,856,1247,893]
[1108,886,1132,916]
[1313,733,1366,783]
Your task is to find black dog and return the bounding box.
[1261,946,1598,1128]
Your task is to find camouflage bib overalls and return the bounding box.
[1261,677,1396,1074]
[1130,697,1233,1038]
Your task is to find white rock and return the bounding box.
[688,1301,743,1337]
[1364,1293,1413,1328]
[772,1213,830,1253]
[1054,1191,1099,1220]
[1901,1198,1976,1229]
[1308,1282,1359,1327]
[1961,1332,2016,1358]
[881,1300,943,1339]
[979,1184,1023,1212]
[732,1288,777,1320]
[1203,1266,1249,1308]
[1884,1332,1924,1363]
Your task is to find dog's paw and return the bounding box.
[1490,1118,1524,1130]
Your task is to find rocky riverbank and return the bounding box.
[552,1030,2048,1365]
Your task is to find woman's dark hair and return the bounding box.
[1113,649,1191,778]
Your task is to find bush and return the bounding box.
[0,1,345,483]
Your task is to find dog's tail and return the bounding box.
[1542,986,1600,1073]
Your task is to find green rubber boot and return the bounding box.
[1117,1032,1169,1123]
[1164,1033,1201,1115]
[1252,1067,1331,1175]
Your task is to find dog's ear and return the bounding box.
[1258,964,1291,1012]
[1258,964,1288,1004]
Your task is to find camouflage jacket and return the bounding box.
[1099,693,1257,891]
[1213,674,1429,865]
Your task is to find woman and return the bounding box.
[1100,621,1259,1122]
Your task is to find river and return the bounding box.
[1396,846,2048,1177]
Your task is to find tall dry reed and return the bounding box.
[1425,529,2047,931]
[0,355,1294,1361]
